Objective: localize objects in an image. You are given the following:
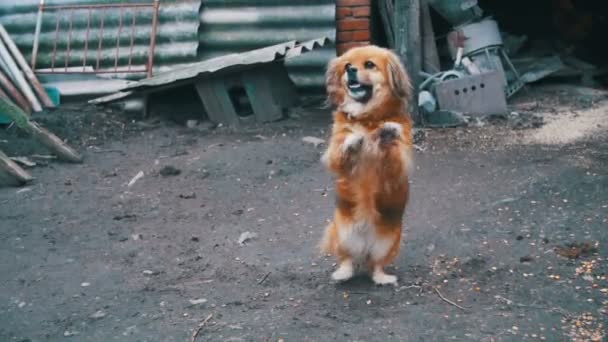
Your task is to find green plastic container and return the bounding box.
[0,86,60,124]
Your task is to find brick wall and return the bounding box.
[336,0,372,55]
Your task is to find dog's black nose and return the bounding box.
[346,65,358,82]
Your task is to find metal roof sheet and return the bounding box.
[124,37,331,91]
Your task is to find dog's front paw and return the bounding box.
[342,132,364,154]
[377,122,402,147]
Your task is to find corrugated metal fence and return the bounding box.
[0,0,200,77]
[199,0,336,90]
[0,0,335,91]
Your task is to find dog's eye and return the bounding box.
[344,63,352,71]
[364,61,376,69]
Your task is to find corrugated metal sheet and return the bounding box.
[198,0,336,91]
[125,37,330,91]
[0,0,200,76]
[0,0,336,92]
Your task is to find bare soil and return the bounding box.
[0,86,607,342]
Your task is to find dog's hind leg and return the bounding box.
[368,228,401,286]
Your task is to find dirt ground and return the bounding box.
[0,85,607,342]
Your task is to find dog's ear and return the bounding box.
[325,56,344,107]
[386,51,412,102]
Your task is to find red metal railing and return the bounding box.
[31,1,159,78]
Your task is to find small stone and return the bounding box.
[159,165,181,177]
[188,298,207,305]
[179,192,196,199]
[81,282,90,287]
[89,310,106,319]
[520,255,533,263]
[186,120,198,128]
[238,231,258,245]
[64,330,78,337]
[302,136,325,147]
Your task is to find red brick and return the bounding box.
[336,18,370,31]
[336,7,352,19]
[337,41,370,55]
[336,0,371,6]
[352,30,371,41]
[336,31,354,42]
[352,6,371,17]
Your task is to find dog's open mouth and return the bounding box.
[347,79,372,102]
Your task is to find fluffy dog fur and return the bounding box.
[320,45,413,285]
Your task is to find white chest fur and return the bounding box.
[338,221,393,262]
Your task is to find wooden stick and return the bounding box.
[0,148,33,186]
[191,313,213,342]
[434,287,467,310]
[257,272,271,285]
[0,67,32,114]
[0,24,54,108]
[0,97,82,163]
[28,121,82,163]
[395,0,422,123]
[0,38,42,112]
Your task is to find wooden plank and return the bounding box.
[421,0,440,73]
[0,24,55,108]
[378,0,395,48]
[0,38,42,112]
[395,0,422,123]
[0,66,32,114]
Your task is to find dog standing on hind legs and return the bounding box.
[319,45,414,286]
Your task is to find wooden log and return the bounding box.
[0,38,43,112]
[395,0,422,123]
[0,148,33,186]
[0,24,55,108]
[378,0,395,48]
[0,97,82,163]
[0,67,32,114]
[421,0,440,73]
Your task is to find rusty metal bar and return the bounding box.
[83,7,92,71]
[114,6,124,72]
[35,68,147,74]
[45,3,153,10]
[96,8,105,71]
[128,9,137,71]
[147,0,160,78]
[33,1,159,76]
[65,9,74,71]
[51,11,60,71]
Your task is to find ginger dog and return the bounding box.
[320,45,413,285]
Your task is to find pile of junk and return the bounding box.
[378,0,608,126]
